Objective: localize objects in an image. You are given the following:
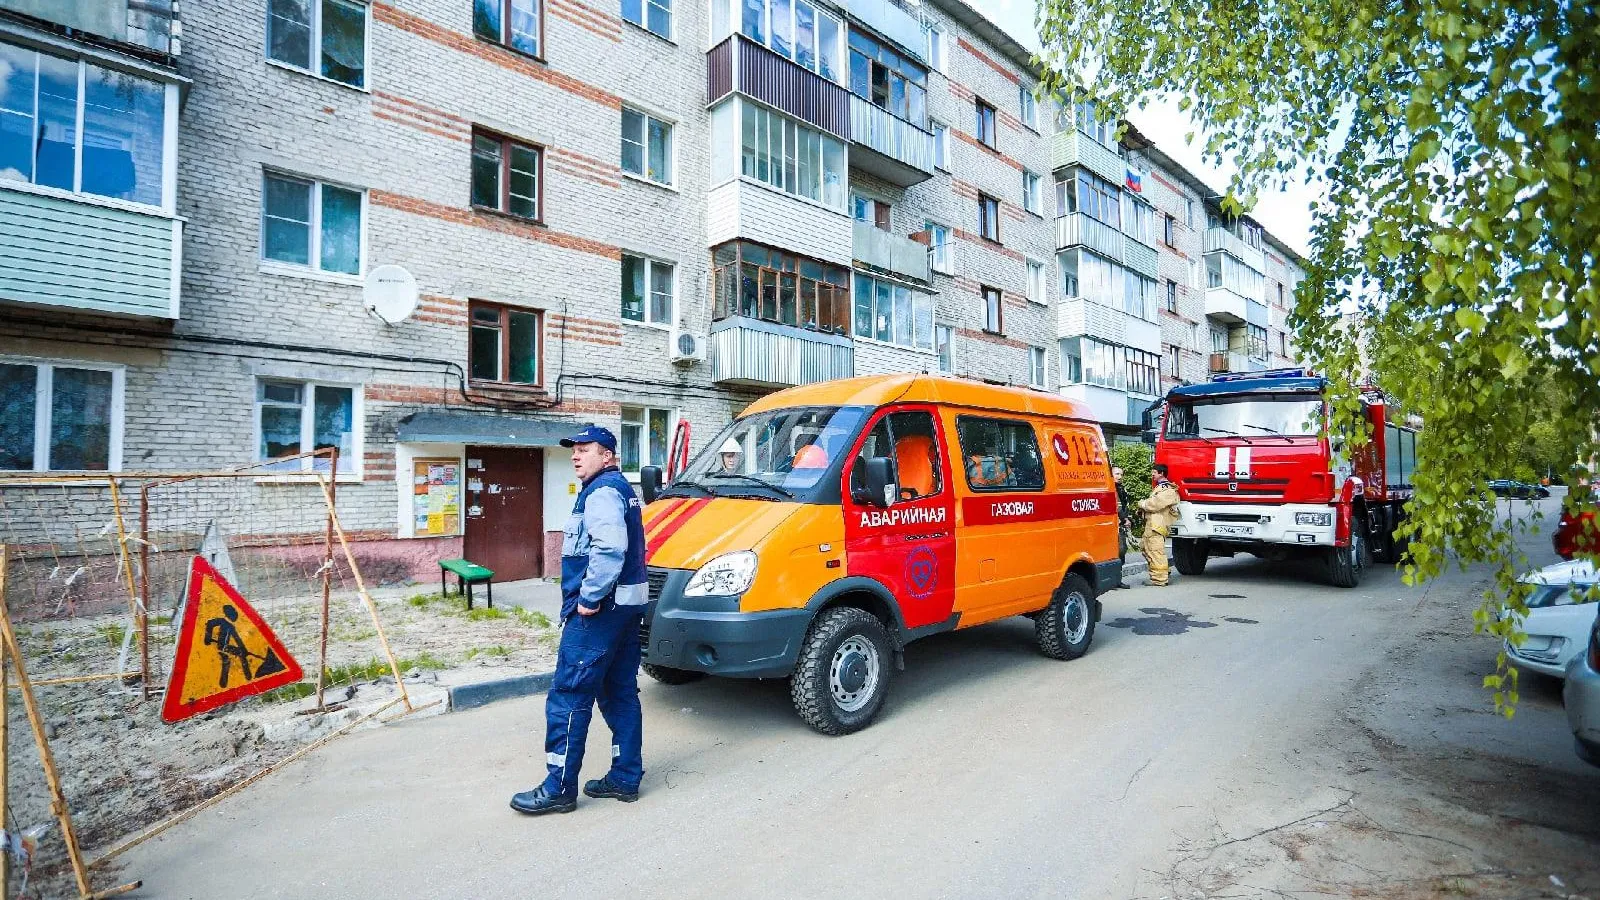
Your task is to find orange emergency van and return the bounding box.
[637,374,1120,734]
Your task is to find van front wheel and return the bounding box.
[789,607,893,735]
[1035,573,1096,661]
[641,663,705,685]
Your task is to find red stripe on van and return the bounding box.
[960,491,1118,526]
[647,498,711,557]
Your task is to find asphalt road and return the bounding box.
[116,518,1599,899]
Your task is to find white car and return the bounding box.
[1504,559,1599,679]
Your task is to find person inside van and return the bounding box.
[717,438,743,474]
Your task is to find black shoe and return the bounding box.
[583,776,640,803]
[510,785,577,815]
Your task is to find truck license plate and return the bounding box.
[1213,525,1254,536]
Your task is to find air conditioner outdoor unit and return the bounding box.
[669,327,705,365]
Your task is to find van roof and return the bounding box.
[741,374,1095,421]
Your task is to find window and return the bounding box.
[0,41,171,208]
[975,100,996,148]
[1277,281,1286,307]
[1073,100,1115,146]
[982,285,1002,334]
[1206,252,1265,299]
[936,324,953,372]
[852,193,890,230]
[715,98,846,210]
[622,255,674,325]
[712,241,851,334]
[1279,331,1289,356]
[931,120,950,169]
[1022,170,1042,215]
[848,29,928,126]
[1121,193,1156,244]
[1055,168,1120,228]
[1029,347,1046,388]
[1163,212,1177,247]
[928,222,953,274]
[1018,85,1038,130]
[1058,250,1138,316]
[1026,259,1047,303]
[1165,345,1180,379]
[267,0,368,87]
[1060,336,1157,394]
[1122,268,1157,321]
[469,303,542,385]
[621,108,672,185]
[978,194,1000,242]
[1184,197,1194,228]
[926,24,947,74]
[955,416,1045,492]
[1247,323,1268,360]
[1127,347,1159,395]
[471,130,541,221]
[852,411,944,502]
[854,273,933,350]
[0,360,122,472]
[473,0,541,57]
[1210,326,1228,354]
[620,407,674,474]
[717,0,843,82]
[622,0,671,37]
[1166,280,1178,313]
[256,379,358,474]
[261,173,363,274]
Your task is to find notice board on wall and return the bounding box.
[413,458,461,536]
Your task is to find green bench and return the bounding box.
[440,558,495,610]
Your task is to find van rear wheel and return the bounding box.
[1035,573,1095,660]
[641,663,705,685]
[789,607,893,735]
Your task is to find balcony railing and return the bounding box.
[710,316,855,388]
[1058,297,1162,353]
[1122,235,1158,280]
[1204,226,1265,273]
[1208,351,1253,373]
[848,95,935,186]
[1050,129,1124,184]
[840,0,927,63]
[1056,213,1124,260]
[1204,288,1269,328]
[708,35,850,138]
[0,186,181,318]
[853,221,929,283]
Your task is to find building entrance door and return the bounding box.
[463,446,544,581]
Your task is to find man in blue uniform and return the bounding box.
[511,426,649,815]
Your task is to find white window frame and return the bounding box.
[926,24,947,74]
[621,252,677,327]
[931,119,950,170]
[927,221,953,275]
[0,357,125,473]
[1026,258,1047,304]
[253,378,365,477]
[265,0,372,89]
[259,171,368,279]
[1022,170,1042,215]
[936,324,953,373]
[619,406,677,478]
[623,0,673,39]
[621,105,675,186]
[1029,346,1046,389]
[1018,85,1038,130]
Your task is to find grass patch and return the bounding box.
[261,681,318,704]
[465,645,515,661]
[94,622,129,648]
[463,606,508,622]
[512,608,552,629]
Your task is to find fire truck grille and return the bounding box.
[1181,478,1291,501]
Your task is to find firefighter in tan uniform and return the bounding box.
[1138,464,1181,586]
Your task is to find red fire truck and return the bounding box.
[1150,369,1417,587]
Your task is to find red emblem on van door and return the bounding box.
[1052,434,1071,464]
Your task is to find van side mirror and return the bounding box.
[857,457,897,508]
[640,466,663,504]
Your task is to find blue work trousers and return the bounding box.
[541,603,645,796]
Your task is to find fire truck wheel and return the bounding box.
[790,607,893,735]
[641,664,705,685]
[1035,573,1096,661]
[1172,538,1209,576]
[1326,529,1370,588]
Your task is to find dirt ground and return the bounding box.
[2,582,560,897]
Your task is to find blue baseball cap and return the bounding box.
[559,425,617,452]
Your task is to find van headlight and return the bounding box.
[1296,512,1333,527]
[684,551,758,597]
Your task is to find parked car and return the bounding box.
[1565,610,1600,767]
[1502,560,1598,678]
[1554,487,1598,560]
[1489,479,1550,500]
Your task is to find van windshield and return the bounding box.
[666,405,871,503]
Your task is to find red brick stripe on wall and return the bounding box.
[958,327,1029,350]
[952,129,1025,171]
[370,190,622,259]
[957,37,1021,85]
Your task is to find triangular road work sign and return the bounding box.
[161,556,304,724]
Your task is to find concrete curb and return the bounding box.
[448,671,555,712]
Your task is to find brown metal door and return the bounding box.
[463,446,544,581]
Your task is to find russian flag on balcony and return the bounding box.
[1125,169,1143,193]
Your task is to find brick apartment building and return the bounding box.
[0,0,1303,579]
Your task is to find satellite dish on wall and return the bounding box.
[363,265,419,325]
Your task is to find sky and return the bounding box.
[968,0,1321,257]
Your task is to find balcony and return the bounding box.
[1051,129,1124,185]
[1056,213,1123,260]
[2,0,180,55]
[849,96,935,186]
[0,186,182,318]
[708,180,852,266]
[1209,351,1252,374]
[1204,226,1265,273]
[1204,287,1273,326]
[853,221,929,283]
[710,316,855,389]
[840,0,927,62]
[708,35,850,138]
[1061,383,1140,427]
[1058,298,1161,354]
[1123,235,1158,280]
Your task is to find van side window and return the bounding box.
[955,416,1045,492]
[851,411,944,502]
